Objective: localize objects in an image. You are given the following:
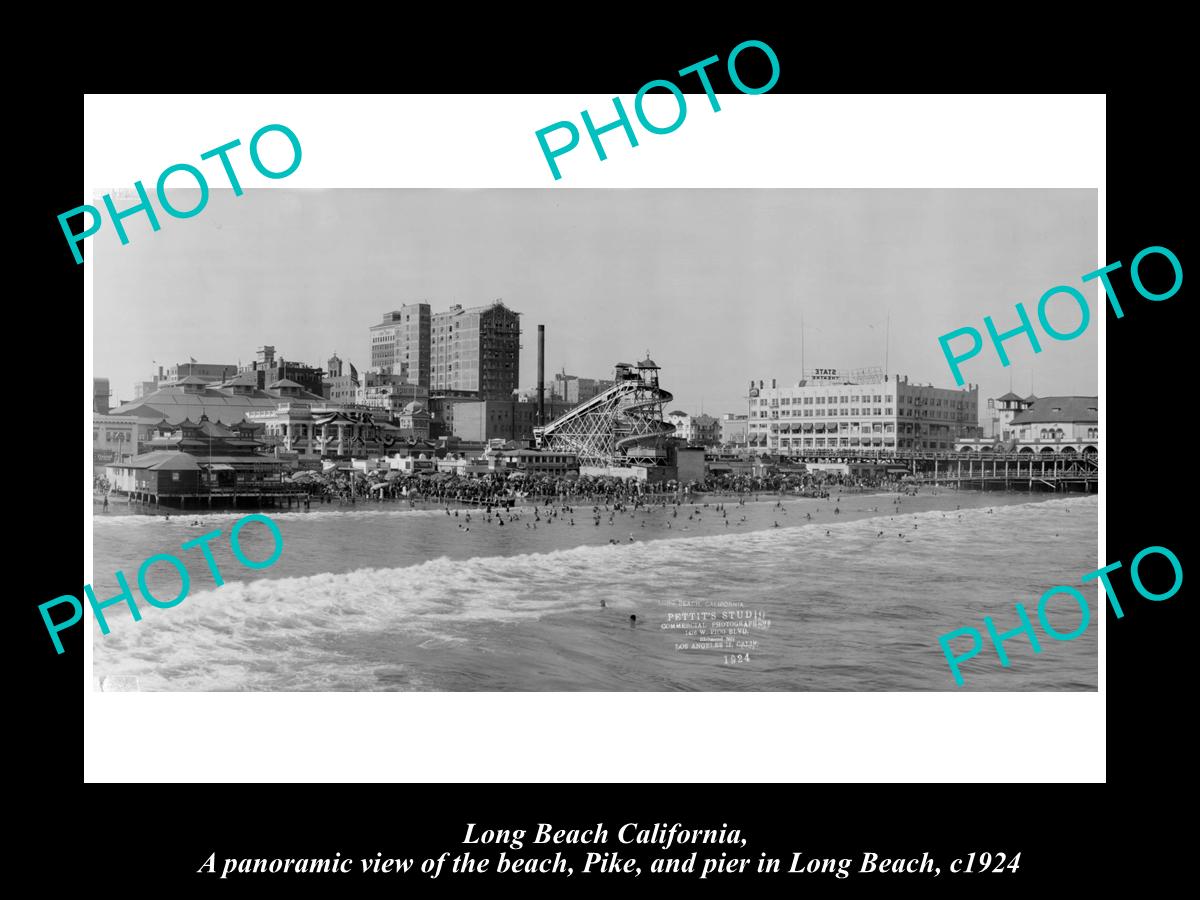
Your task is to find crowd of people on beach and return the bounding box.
[94,467,929,510]
[296,469,925,508]
[93,464,930,512]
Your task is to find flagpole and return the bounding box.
[884,312,890,376]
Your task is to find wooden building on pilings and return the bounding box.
[103,413,307,508]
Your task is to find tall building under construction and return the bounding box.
[370,300,521,399]
[431,301,522,398]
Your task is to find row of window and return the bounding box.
[755,394,975,409]
[759,394,894,406]
[761,423,897,434]
[754,421,951,433]
[768,437,896,447]
[1031,427,1100,440]
[763,437,957,450]
[757,408,974,420]
[759,408,893,417]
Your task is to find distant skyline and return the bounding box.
[94,189,1098,419]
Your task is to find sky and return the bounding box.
[95,188,1098,420]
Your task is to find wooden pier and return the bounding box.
[112,487,313,509]
[925,455,1096,492]
[784,450,1098,493]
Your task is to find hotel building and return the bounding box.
[746,368,980,454]
[370,304,431,385]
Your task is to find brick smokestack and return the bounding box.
[537,324,545,426]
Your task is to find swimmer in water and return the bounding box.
[630,614,637,626]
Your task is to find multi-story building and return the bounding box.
[133,366,166,401]
[431,301,521,398]
[356,371,429,413]
[448,398,574,443]
[395,402,432,441]
[322,353,360,405]
[369,304,431,385]
[717,413,748,447]
[93,412,137,466]
[163,362,239,385]
[133,378,161,401]
[93,378,111,414]
[550,372,616,405]
[265,360,323,396]
[745,369,980,455]
[232,346,323,395]
[664,411,721,447]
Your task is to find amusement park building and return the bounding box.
[535,357,677,477]
[955,395,1098,455]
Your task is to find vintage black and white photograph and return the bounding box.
[91,188,1099,691]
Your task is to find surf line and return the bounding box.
[40,513,284,654]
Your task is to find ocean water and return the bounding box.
[90,491,1098,691]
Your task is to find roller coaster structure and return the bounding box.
[533,356,675,468]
